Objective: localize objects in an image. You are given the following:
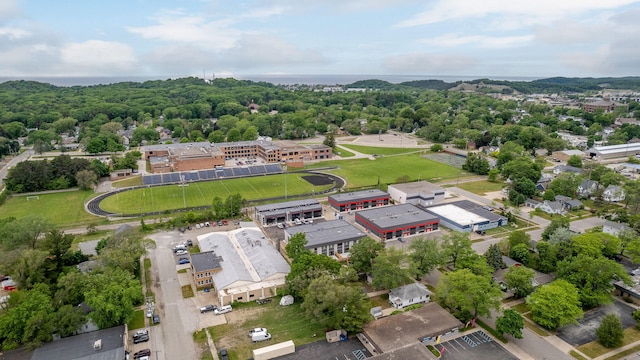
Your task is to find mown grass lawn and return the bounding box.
[127,310,146,330]
[455,181,504,195]
[340,144,422,156]
[309,153,464,189]
[577,327,640,359]
[112,176,143,188]
[210,300,325,360]
[100,173,332,214]
[334,146,355,158]
[0,190,102,228]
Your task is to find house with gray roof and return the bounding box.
[388,282,431,309]
[31,325,125,360]
[577,179,599,198]
[603,185,626,202]
[538,200,565,215]
[197,225,290,305]
[554,195,583,210]
[603,220,635,237]
[553,165,584,175]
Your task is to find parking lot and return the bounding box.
[274,338,371,360]
[557,301,637,346]
[437,331,518,360]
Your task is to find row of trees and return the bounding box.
[0,218,150,349]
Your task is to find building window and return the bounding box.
[337,243,343,253]
[250,294,255,298]
[237,297,243,300]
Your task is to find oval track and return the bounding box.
[85,170,345,218]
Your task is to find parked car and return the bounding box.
[214,305,232,315]
[178,257,190,265]
[219,348,229,360]
[184,239,193,246]
[134,349,151,359]
[222,220,228,225]
[152,314,160,324]
[146,308,153,318]
[200,305,217,313]
[276,223,284,229]
[217,220,223,226]
[133,329,148,338]
[173,244,187,252]
[175,249,188,256]
[251,332,272,343]
[248,328,267,337]
[133,334,149,344]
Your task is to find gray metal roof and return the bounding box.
[328,189,389,203]
[387,181,445,195]
[32,326,125,360]
[254,199,320,213]
[389,282,430,301]
[190,251,222,273]
[590,143,640,155]
[285,220,366,247]
[356,204,439,230]
[198,228,290,290]
[437,200,506,222]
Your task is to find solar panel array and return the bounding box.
[142,164,283,186]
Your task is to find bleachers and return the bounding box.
[141,163,284,186]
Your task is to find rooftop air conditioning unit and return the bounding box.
[94,339,102,351]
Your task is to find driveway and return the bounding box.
[146,231,203,360]
[569,216,607,233]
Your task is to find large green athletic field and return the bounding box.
[0,149,467,226]
[100,173,332,214]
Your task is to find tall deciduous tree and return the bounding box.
[434,269,502,322]
[0,283,57,349]
[75,169,97,190]
[496,309,525,339]
[409,238,444,277]
[285,233,309,260]
[301,274,372,333]
[349,237,383,274]
[442,231,474,268]
[484,244,503,271]
[84,268,143,329]
[371,248,416,290]
[504,266,535,298]
[527,279,583,329]
[556,254,630,309]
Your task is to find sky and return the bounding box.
[1,0,640,82]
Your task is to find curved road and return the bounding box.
[85,170,346,218]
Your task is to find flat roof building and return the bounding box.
[387,181,446,206]
[32,325,125,360]
[197,225,290,305]
[588,143,640,161]
[424,200,508,233]
[284,220,366,260]
[355,204,439,241]
[328,189,390,212]
[254,199,323,226]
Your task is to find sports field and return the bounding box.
[100,173,333,214]
[0,191,101,227]
[310,153,465,188]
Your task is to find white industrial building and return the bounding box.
[587,143,640,161]
[387,181,446,206]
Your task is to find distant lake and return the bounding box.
[0,74,541,87]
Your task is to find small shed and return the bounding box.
[279,295,294,306]
[326,329,347,343]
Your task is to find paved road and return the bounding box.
[0,149,32,185]
[146,231,201,360]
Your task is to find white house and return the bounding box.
[603,220,635,237]
[538,200,566,215]
[603,185,626,202]
[576,179,599,198]
[388,282,431,309]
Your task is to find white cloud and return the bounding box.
[0,26,29,40]
[420,34,533,48]
[127,12,241,50]
[220,34,329,69]
[263,0,416,14]
[397,0,640,28]
[0,0,21,23]
[59,40,137,75]
[383,52,477,74]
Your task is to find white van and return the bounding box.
[251,332,272,342]
[173,244,187,253]
[214,305,232,315]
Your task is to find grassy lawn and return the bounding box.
[0,190,102,228]
[369,294,391,309]
[570,350,589,360]
[309,153,463,189]
[193,329,214,360]
[127,310,146,330]
[340,144,421,156]
[511,303,530,314]
[578,327,640,358]
[523,320,550,337]
[112,176,143,188]
[210,300,325,360]
[605,344,640,360]
[100,173,333,214]
[182,285,194,298]
[334,147,355,158]
[455,181,504,195]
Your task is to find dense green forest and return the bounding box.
[1,76,639,163]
